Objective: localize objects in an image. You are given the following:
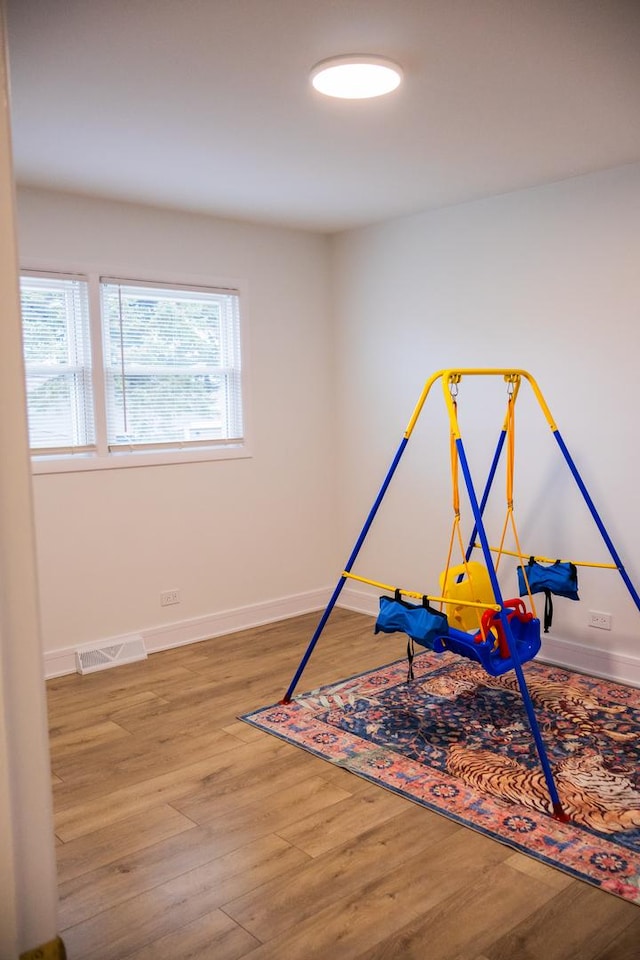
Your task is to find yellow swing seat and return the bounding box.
[439,561,496,632]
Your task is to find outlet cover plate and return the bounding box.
[588,610,612,630]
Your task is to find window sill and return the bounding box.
[31,441,251,474]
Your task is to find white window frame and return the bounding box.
[20,264,251,474]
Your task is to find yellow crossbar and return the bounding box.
[471,543,617,570]
[343,571,502,611]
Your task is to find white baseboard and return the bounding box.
[537,634,640,687]
[338,584,640,687]
[339,584,378,618]
[44,582,640,688]
[43,587,332,678]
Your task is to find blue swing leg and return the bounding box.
[456,438,568,820]
[553,429,640,613]
[281,436,411,703]
[463,427,507,565]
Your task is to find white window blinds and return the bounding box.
[100,279,242,450]
[20,274,95,453]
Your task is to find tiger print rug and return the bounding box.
[242,652,640,904]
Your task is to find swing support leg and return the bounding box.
[553,429,640,613]
[281,436,411,703]
[463,427,507,564]
[280,575,347,704]
[456,438,569,821]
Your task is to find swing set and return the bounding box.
[281,369,640,821]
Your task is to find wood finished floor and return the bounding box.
[48,609,639,959]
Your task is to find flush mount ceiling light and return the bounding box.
[310,55,403,100]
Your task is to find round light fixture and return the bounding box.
[310,55,403,100]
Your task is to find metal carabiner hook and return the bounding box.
[505,373,520,398]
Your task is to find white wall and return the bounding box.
[332,164,640,684]
[16,189,337,671]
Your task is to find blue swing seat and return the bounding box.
[432,599,541,677]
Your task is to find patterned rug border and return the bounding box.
[241,652,640,905]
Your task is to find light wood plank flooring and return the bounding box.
[47,609,639,959]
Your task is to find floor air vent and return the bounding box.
[76,635,147,675]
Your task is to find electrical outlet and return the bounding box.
[588,610,611,630]
[160,589,180,607]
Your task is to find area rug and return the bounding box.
[241,651,640,904]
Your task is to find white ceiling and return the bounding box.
[6,0,640,233]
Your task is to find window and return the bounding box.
[19,271,245,471]
[20,274,95,453]
[101,279,243,450]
